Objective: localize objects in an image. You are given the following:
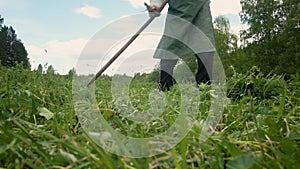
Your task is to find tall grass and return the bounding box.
[0,65,299,168]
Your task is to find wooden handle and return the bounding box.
[87,0,169,87]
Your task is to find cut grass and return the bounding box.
[0,65,299,168]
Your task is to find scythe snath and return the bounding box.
[87,0,169,87]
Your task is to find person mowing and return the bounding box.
[149,0,216,91]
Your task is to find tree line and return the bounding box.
[220,0,299,77]
[0,15,30,68]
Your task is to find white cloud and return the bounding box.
[127,0,242,16]
[26,38,88,74]
[75,5,102,18]
[128,0,145,8]
[231,24,249,36]
[127,0,243,34]
[101,33,161,76]
[210,0,242,17]
[210,0,245,36]
[72,33,162,76]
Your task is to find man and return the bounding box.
[150,0,215,91]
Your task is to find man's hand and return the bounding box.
[144,3,160,17]
[150,5,159,11]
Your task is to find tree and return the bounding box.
[240,0,300,75]
[214,16,238,56]
[37,64,43,73]
[0,16,3,27]
[46,65,55,74]
[211,16,239,75]
[67,68,76,79]
[0,15,30,68]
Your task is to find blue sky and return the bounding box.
[0,0,244,75]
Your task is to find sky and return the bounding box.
[0,0,245,75]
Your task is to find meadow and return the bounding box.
[0,65,299,169]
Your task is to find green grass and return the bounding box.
[0,65,299,168]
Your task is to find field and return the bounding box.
[0,65,300,169]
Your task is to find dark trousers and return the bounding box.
[159,52,214,91]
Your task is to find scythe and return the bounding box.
[87,0,169,87]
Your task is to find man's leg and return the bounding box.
[159,59,178,91]
[195,52,214,85]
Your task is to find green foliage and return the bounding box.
[46,65,55,74]
[67,68,76,79]
[226,153,255,169]
[133,69,160,83]
[214,16,238,58]
[0,2,299,167]
[239,0,300,75]
[227,66,287,101]
[240,0,299,43]
[0,65,299,168]
[215,1,299,77]
[213,16,240,76]
[0,15,30,68]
